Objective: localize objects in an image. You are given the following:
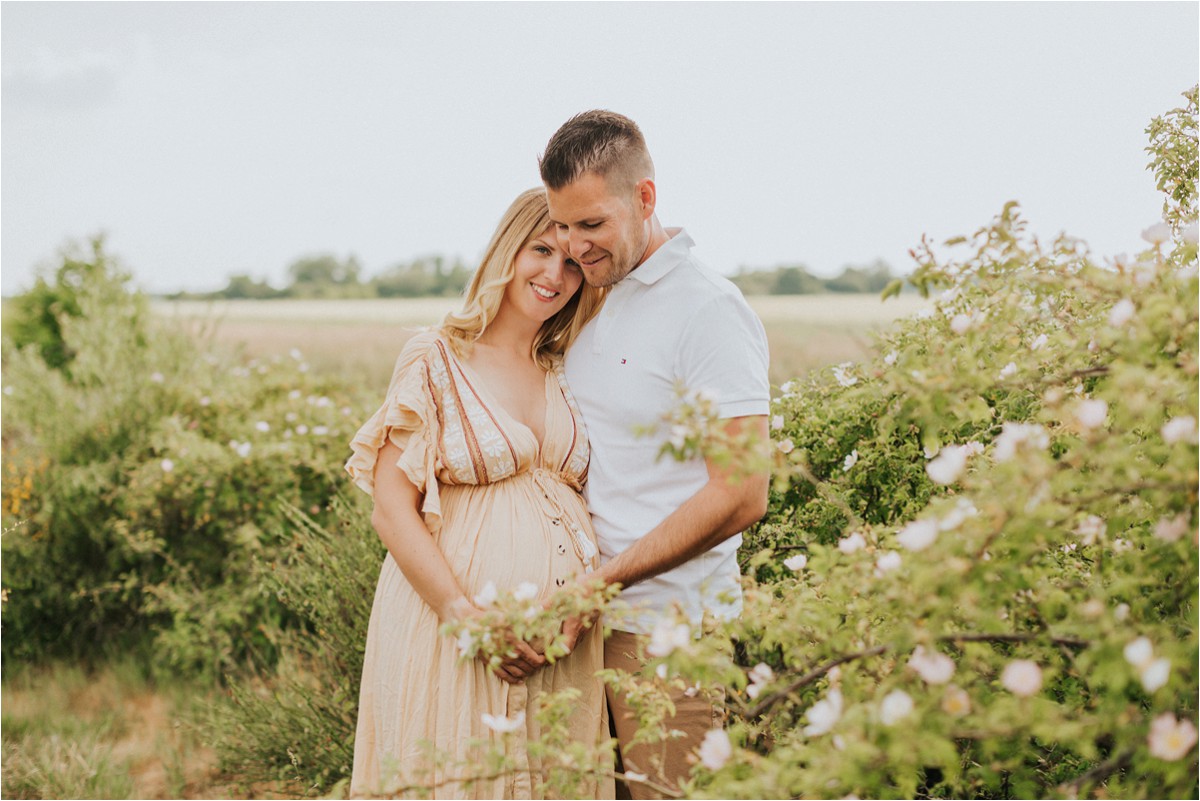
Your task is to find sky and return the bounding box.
[2,1,1197,296]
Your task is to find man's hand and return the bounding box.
[490,633,547,684]
[559,607,602,655]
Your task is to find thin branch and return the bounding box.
[1057,748,1134,796]
[747,645,887,719]
[938,632,1089,649]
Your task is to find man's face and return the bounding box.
[546,171,649,288]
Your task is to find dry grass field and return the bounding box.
[153,293,931,389]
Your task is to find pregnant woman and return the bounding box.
[345,188,613,798]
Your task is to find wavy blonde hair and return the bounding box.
[441,188,606,370]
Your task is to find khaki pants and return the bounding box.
[604,629,726,800]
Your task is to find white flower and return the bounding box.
[230,440,252,458]
[1141,222,1172,245]
[312,425,329,436]
[473,581,498,608]
[655,663,669,680]
[289,389,302,400]
[842,450,859,472]
[950,313,973,335]
[941,685,971,717]
[290,348,303,361]
[1074,399,1108,430]
[909,646,955,685]
[780,381,796,395]
[993,422,1049,462]
[255,421,270,433]
[884,350,898,366]
[1141,657,1170,693]
[697,729,732,771]
[296,424,309,435]
[749,663,775,686]
[777,438,795,454]
[298,362,310,372]
[998,362,1017,380]
[783,553,807,571]
[1108,298,1136,327]
[1181,221,1198,246]
[964,441,985,456]
[481,710,526,734]
[832,363,858,387]
[915,308,934,320]
[1029,333,1048,351]
[926,445,968,485]
[1001,660,1043,697]
[1112,538,1133,553]
[803,688,843,736]
[669,425,689,449]
[837,532,866,554]
[160,459,175,473]
[1074,515,1106,546]
[200,396,211,406]
[512,582,539,602]
[897,519,938,551]
[647,618,691,657]
[1123,636,1153,670]
[1154,514,1191,542]
[875,551,902,575]
[456,629,475,656]
[2,386,12,396]
[1161,416,1198,445]
[1147,713,1198,761]
[771,414,785,431]
[150,372,164,383]
[939,499,978,531]
[879,690,914,725]
[1115,603,1130,621]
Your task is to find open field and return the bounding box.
[152,293,931,389]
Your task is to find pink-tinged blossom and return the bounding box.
[1141,222,1172,245]
[1029,333,1048,351]
[832,363,858,387]
[647,619,691,657]
[842,450,859,472]
[1148,713,1198,761]
[1001,660,1043,697]
[1074,515,1106,545]
[697,729,732,770]
[160,459,175,473]
[1141,658,1171,693]
[993,422,1049,462]
[803,689,843,736]
[879,690,915,725]
[783,554,808,571]
[884,351,898,366]
[838,532,867,554]
[1181,222,1198,246]
[998,362,1017,380]
[875,551,902,576]
[473,581,498,608]
[771,414,784,431]
[926,445,968,485]
[1108,298,1136,327]
[1154,514,1191,542]
[777,438,795,454]
[941,685,971,717]
[1074,399,1108,430]
[909,646,955,685]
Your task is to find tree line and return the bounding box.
[168,253,902,300]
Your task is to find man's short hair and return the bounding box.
[539,110,654,194]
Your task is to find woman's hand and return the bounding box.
[442,594,547,684]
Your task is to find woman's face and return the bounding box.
[502,225,584,325]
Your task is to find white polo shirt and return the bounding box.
[565,228,770,634]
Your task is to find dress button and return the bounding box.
[557,544,567,555]
[551,518,561,526]
[555,577,566,587]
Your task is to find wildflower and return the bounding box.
[1154,514,1191,542]
[1115,603,1130,621]
[874,551,902,575]
[964,441,985,456]
[200,396,211,406]
[998,362,1017,379]
[255,421,270,433]
[289,389,302,400]
[1147,713,1198,761]
[950,313,973,335]
[1181,221,1198,246]
[993,422,1049,462]
[941,685,971,717]
[879,690,914,725]
[780,381,796,395]
[884,350,898,366]
[747,663,775,699]
[832,363,858,387]
[312,425,329,436]
[150,372,164,383]
[1161,416,1198,445]
[1074,399,1108,430]
[803,688,843,736]
[1140,222,1172,244]
[842,450,859,472]
[1141,658,1170,693]
[647,618,691,657]
[837,532,866,554]
[290,348,303,360]
[777,438,795,454]
[771,414,784,431]
[939,499,978,531]
[2,386,12,396]
[1108,298,1136,327]
[299,362,310,373]
[909,646,955,685]
[783,554,808,571]
[230,440,251,458]
[897,519,938,551]
[1029,333,1048,351]
[456,629,475,656]
[1074,515,1106,546]
[473,581,498,608]
[1001,660,1043,697]
[481,711,526,734]
[926,445,968,485]
[296,424,309,435]
[697,729,732,770]
[669,425,689,450]
[160,459,175,473]
[512,582,539,602]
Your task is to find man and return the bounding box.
[538,110,771,798]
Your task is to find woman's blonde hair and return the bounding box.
[441,188,605,369]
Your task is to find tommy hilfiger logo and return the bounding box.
[620,358,627,364]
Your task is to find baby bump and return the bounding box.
[435,472,595,601]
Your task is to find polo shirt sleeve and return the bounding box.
[675,291,771,419]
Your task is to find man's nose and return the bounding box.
[566,229,589,260]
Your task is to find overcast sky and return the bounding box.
[2,1,1197,296]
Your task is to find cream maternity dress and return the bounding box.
[345,331,613,799]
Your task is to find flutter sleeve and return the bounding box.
[344,330,443,535]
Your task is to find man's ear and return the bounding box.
[635,177,657,221]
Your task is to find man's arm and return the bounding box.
[562,415,769,649]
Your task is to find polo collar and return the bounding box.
[625,228,693,286]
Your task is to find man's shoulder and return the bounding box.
[658,253,752,306]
